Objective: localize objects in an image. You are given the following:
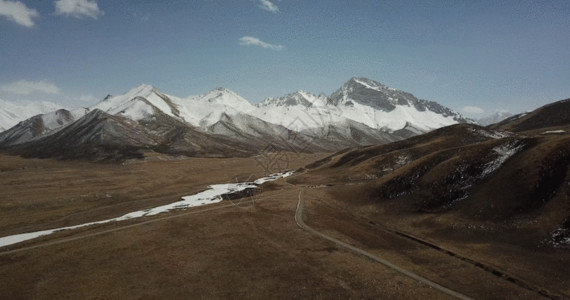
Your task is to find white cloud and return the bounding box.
[54,0,103,19]
[0,0,39,28]
[462,106,485,114]
[258,0,279,13]
[1,80,61,95]
[239,36,284,51]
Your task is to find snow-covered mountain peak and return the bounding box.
[195,87,255,113]
[94,84,179,121]
[211,86,234,94]
[349,77,390,91]
[329,77,417,111]
[327,77,470,132]
[257,90,328,108]
[337,77,401,97]
[97,84,159,106]
[123,84,160,99]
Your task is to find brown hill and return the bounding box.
[291,119,570,296]
[490,98,570,133]
[296,123,569,244]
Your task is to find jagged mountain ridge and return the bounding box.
[0,77,470,160]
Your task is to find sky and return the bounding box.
[1,0,569,118]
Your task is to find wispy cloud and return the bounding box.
[54,0,103,19]
[239,36,284,51]
[0,0,39,28]
[1,80,61,95]
[462,106,485,114]
[258,0,279,13]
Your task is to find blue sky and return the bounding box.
[1,0,569,117]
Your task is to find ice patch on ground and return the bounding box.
[541,130,566,135]
[0,171,294,248]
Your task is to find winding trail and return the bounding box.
[295,188,474,300]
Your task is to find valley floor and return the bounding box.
[0,153,567,299]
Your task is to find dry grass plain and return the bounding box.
[2,152,454,299]
[0,152,324,237]
[0,151,567,299]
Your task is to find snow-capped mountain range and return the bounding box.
[0,77,471,160]
[0,99,62,132]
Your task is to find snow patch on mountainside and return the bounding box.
[337,100,457,132]
[119,100,155,121]
[105,98,156,121]
[481,141,525,177]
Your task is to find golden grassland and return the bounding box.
[0,148,568,299]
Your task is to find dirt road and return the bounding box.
[295,187,474,300]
